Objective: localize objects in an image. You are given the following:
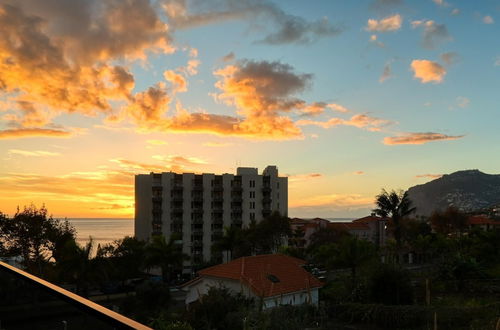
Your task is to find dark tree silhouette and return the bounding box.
[373,189,416,263]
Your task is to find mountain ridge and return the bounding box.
[407,169,500,216]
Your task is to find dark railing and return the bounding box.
[212,196,223,202]
[171,195,183,202]
[232,186,243,192]
[192,185,203,192]
[0,261,150,329]
[212,184,223,192]
[211,217,223,224]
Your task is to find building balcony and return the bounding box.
[212,206,223,213]
[231,214,242,222]
[170,207,183,214]
[231,196,243,203]
[212,196,223,202]
[211,229,224,236]
[171,217,183,224]
[171,195,183,202]
[231,185,243,192]
[192,228,204,235]
[192,195,203,202]
[262,197,272,204]
[152,196,162,203]
[152,208,162,215]
[172,184,183,192]
[192,208,204,215]
[192,217,204,224]
[262,209,272,217]
[231,207,243,215]
[192,185,203,192]
[262,186,271,193]
[192,240,203,247]
[212,184,223,192]
[211,217,223,224]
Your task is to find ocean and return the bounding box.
[66,217,354,249]
[67,218,134,248]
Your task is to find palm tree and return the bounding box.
[336,236,376,286]
[57,238,96,296]
[373,189,416,263]
[145,235,188,284]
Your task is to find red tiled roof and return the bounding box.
[290,217,329,224]
[468,215,500,225]
[353,215,388,223]
[289,218,312,225]
[327,222,370,230]
[196,254,323,298]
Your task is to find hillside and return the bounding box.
[407,170,500,216]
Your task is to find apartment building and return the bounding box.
[135,166,287,270]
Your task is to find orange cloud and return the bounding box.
[410,60,446,83]
[0,1,174,137]
[384,132,464,145]
[290,193,373,209]
[212,60,312,139]
[366,14,402,32]
[327,103,350,113]
[164,70,188,93]
[8,149,60,157]
[127,83,171,123]
[353,171,365,175]
[0,128,73,139]
[296,114,393,131]
[287,173,323,182]
[203,141,234,147]
[147,139,168,146]
[415,174,443,179]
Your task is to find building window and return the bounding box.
[249,191,255,198]
[249,180,255,188]
[250,212,255,221]
[249,201,255,209]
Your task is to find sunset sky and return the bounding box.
[1,0,499,219]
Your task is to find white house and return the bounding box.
[181,254,324,309]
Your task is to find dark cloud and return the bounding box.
[162,0,342,45]
[370,0,404,13]
[411,20,451,49]
[440,52,458,65]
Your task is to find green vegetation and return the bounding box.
[211,211,291,261]
[1,201,499,329]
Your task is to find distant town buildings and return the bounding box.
[135,166,287,272]
[467,215,500,231]
[290,215,388,248]
[181,254,323,309]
